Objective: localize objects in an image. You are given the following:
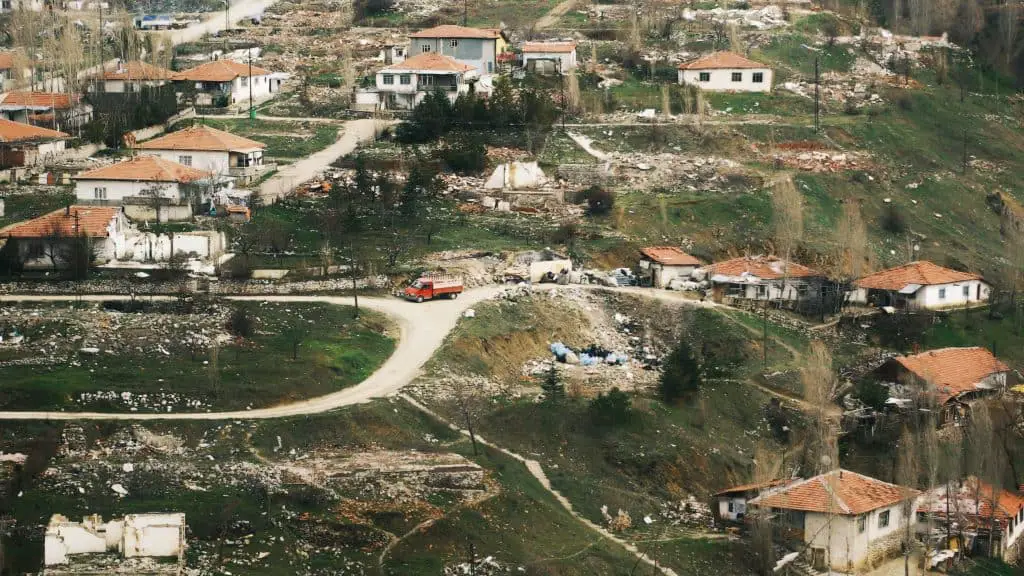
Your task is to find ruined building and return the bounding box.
[43,513,185,575]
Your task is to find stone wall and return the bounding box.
[864,530,903,570]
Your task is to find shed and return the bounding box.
[639,246,702,288]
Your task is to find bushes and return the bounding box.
[659,339,702,403]
[880,204,907,235]
[579,185,615,215]
[84,85,180,147]
[589,387,632,428]
[437,135,487,174]
[229,307,254,338]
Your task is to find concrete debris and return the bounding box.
[45,512,185,569]
[484,162,548,190]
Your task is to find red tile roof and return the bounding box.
[137,124,265,152]
[383,53,476,73]
[73,155,211,183]
[854,261,983,290]
[0,51,16,71]
[174,59,270,82]
[0,91,80,110]
[715,478,795,497]
[99,60,176,81]
[749,469,916,515]
[0,118,69,143]
[409,25,502,39]
[640,246,702,267]
[678,51,766,70]
[919,477,1024,529]
[887,347,1009,404]
[0,206,120,239]
[522,41,577,53]
[708,256,821,280]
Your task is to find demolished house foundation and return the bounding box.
[44,513,185,575]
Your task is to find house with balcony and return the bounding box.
[89,60,175,93]
[407,24,508,76]
[173,59,279,106]
[361,53,479,111]
[136,124,268,185]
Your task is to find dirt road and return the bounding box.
[535,0,577,29]
[258,118,389,201]
[162,0,278,45]
[0,288,499,421]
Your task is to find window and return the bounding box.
[732,72,742,82]
[382,74,394,85]
[857,516,866,533]
[487,61,493,73]
[938,288,947,300]
[178,155,192,167]
[878,510,890,528]
[917,511,928,523]
[449,39,459,47]
[421,44,431,53]
[241,76,248,87]
[963,285,970,297]
[421,76,434,86]
[699,72,711,82]
[399,74,411,85]
[93,187,107,200]
[728,502,734,513]
[753,72,764,83]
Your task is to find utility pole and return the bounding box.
[559,60,566,132]
[248,47,254,122]
[814,54,820,133]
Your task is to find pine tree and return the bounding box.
[542,364,565,403]
[659,339,701,403]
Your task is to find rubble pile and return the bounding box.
[659,496,715,529]
[772,150,870,173]
[444,556,510,576]
[610,152,743,191]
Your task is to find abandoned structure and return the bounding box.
[521,41,578,73]
[872,346,1010,426]
[638,246,702,289]
[136,124,269,184]
[677,51,773,93]
[849,260,990,310]
[0,117,68,168]
[0,206,130,269]
[73,155,218,221]
[917,477,1024,563]
[705,255,824,304]
[44,513,185,574]
[748,469,918,572]
[713,478,794,523]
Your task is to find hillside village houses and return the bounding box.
[849,260,991,310]
[872,346,1011,426]
[747,469,919,572]
[0,206,131,269]
[521,41,578,73]
[713,479,795,523]
[917,477,1024,563]
[89,60,176,94]
[638,246,702,289]
[173,59,280,106]
[407,25,509,76]
[0,118,68,168]
[0,91,93,130]
[0,50,28,90]
[704,255,825,303]
[677,51,773,93]
[136,124,269,185]
[366,53,479,111]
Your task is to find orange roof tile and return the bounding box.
[409,25,502,39]
[0,206,120,239]
[73,155,211,183]
[0,118,69,143]
[919,477,1024,528]
[0,91,80,110]
[640,246,702,267]
[100,60,176,81]
[174,59,270,82]
[715,478,795,497]
[0,51,15,71]
[383,53,476,73]
[749,469,916,515]
[887,347,1009,404]
[854,261,983,290]
[708,255,821,280]
[137,124,265,153]
[678,51,766,70]
[522,41,577,53]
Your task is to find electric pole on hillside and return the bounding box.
[559,60,566,132]
[248,47,254,122]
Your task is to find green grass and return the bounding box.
[0,301,395,411]
[464,0,560,27]
[0,190,75,229]
[191,118,339,159]
[756,34,855,78]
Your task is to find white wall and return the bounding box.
[718,497,746,521]
[678,67,773,93]
[915,280,990,309]
[122,514,184,558]
[75,179,184,203]
[523,51,577,72]
[231,74,272,103]
[718,279,818,302]
[144,150,229,176]
[650,263,697,289]
[802,505,911,572]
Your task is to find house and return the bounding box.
[705,255,824,303]
[0,118,69,168]
[44,512,185,574]
[849,260,990,310]
[872,347,1010,426]
[73,155,216,222]
[89,60,175,93]
[917,477,1024,563]
[173,59,279,106]
[0,91,93,130]
[638,246,702,289]
[0,206,130,269]
[0,50,28,90]
[748,469,919,572]
[136,124,268,184]
[407,25,509,76]
[521,41,578,73]
[677,51,773,93]
[714,479,794,522]
[364,53,479,111]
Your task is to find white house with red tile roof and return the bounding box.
[677,51,773,93]
[407,25,509,75]
[136,124,268,184]
[89,60,176,94]
[704,255,825,303]
[73,156,218,222]
[638,246,702,289]
[173,59,279,105]
[0,118,69,168]
[748,469,919,572]
[362,53,480,111]
[522,41,578,73]
[0,206,130,269]
[850,260,990,310]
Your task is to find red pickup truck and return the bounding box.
[404,276,464,303]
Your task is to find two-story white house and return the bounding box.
[366,53,479,110]
[849,260,990,310]
[173,59,277,106]
[136,124,268,185]
[73,155,217,222]
[677,51,773,93]
[407,24,508,76]
[748,469,919,572]
[90,60,175,93]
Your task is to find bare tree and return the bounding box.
[1000,0,1021,71]
[896,425,919,576]
[802,341,838,475]
[566,68,582,115]
[835,200,869,283]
